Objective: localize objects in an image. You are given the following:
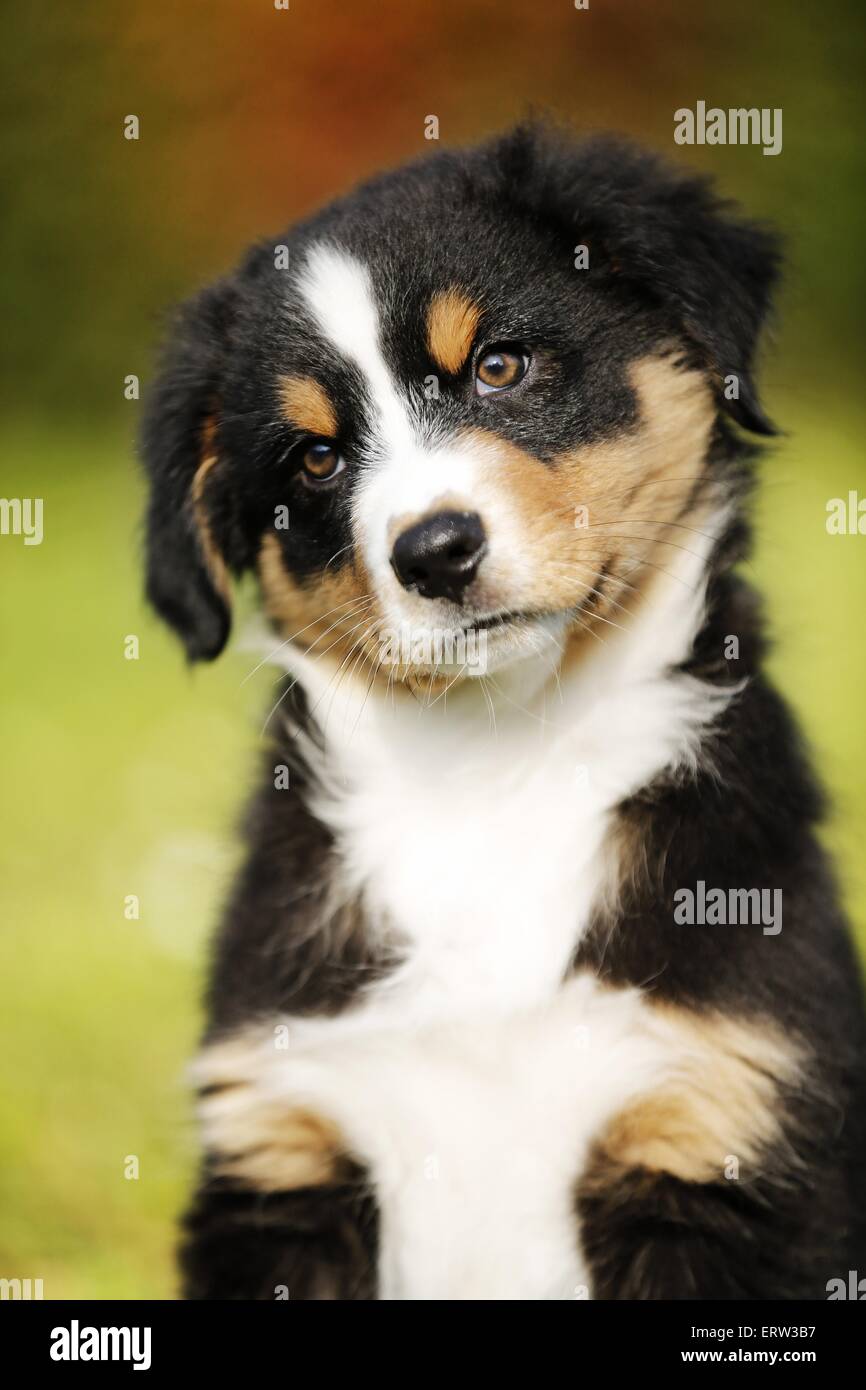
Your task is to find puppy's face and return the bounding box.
[142,127,778,684]
[254,240,714,682]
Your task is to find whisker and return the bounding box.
[283,598,376,671]
[551,561,644,600]
[324,543,355,573]
[545,562,637,619]
[313,619,382,731]
[479,676,498,737]
[260,612,377,736]
[424,662,470,712]
[558,531,706,563]
[575,475,714,507]
[350,641,389,739]
[242,592,374,685]
[577,517,723,543]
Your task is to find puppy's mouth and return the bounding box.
[458,608,558,634]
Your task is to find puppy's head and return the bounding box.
[141,124,779,684]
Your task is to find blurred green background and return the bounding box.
[1,1,864,1299]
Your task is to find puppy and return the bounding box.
[141,124,866,1300]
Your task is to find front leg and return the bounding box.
[576,1159,819,1300]
[186,980,681,1301]
[183,1036,379,1300]
[180,1171,377,1300]
[188,1004,603,1301]
[576,1010,832,1300]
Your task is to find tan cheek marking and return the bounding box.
[458,352,716,624]
[587,1009,800,1187]
[278,374,338,438]
[480,353,715,544]
[190,421,231,602]
[259,533,434,696]
[427,288,481,375]
[258,530,364,627]
[257,530,380,667]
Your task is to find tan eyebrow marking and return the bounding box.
[190,417,230,601]
[426,288,481,375]
[278,375,338,438]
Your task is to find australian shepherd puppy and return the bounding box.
[141,124,866,1300]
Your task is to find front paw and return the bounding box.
[192,1033,353,1192]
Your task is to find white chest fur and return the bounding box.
[313,669,693,1018]
[285,534,729,1025]
[243,543,732,1298]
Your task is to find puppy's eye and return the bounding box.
[301,441,345,484]
[475,346,529,395]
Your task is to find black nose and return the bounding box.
[390,510,487,603]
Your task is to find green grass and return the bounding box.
[0,426,268,1297]
[1,402,864,1298]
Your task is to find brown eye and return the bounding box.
[475,346,529,394]
[301,441,345,484]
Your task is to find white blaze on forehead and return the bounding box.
[295,243,416,457]
[295,241,489,593]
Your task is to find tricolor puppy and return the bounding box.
[142,125,866,1299]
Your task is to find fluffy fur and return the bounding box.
[141,123,866,1300]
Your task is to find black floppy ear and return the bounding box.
[495,124,782,435]
[141,280,238,661]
